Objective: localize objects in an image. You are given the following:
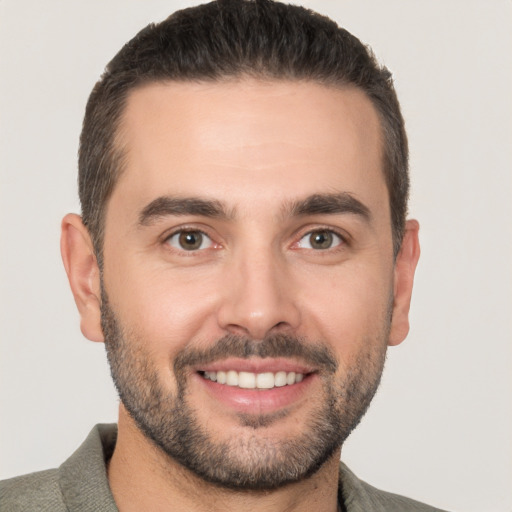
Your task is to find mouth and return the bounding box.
[199,370,305,389]
[192,358,317,415]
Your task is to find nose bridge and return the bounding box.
[217,240,300,339]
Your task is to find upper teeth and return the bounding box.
[203,370,304,389]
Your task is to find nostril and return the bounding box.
[216,286,301,340]
[225,324,252,338]
[268,321,295,335]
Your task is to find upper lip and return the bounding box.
[195,357,316,375]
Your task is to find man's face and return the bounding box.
[97,79,407,488]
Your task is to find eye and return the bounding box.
[296,229,344,250]
[166,230,214,251]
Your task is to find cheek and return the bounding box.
[297,261,393,350]
[104,257,222,356]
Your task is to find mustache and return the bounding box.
[174,334,338,375]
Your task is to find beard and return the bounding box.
[101,288,388,491]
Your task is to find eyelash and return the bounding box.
[162,225,349,254]
[163,227,217,253]
[294,227,348,251]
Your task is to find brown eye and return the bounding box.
[167,230,213,251]
[309,231,333,249]
[297,230,342,250]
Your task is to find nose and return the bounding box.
[216,247,301,340]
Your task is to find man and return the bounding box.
[1,1,445,510]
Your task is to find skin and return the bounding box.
[61,79,420,512]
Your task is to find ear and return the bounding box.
[388,219,421,346]
[60,213,104,342]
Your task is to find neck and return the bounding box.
[108,407,341,512]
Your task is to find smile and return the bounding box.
[201,370,305,389]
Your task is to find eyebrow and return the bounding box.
[285,193,371,222]
[138,196,232,226]
[138,191,371,227]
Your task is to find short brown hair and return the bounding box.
[79,0,409,263]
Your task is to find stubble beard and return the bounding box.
[101,289,389,491]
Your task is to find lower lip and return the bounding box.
[194,373,316,414]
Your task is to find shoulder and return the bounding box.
[339,462,450,512]
[0,468,67,511]
[0,424,118,512]
[355,479,449,512]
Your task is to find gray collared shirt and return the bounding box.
[0,424,448,511]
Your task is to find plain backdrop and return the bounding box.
[1,1,511,511]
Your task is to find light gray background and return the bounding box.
[1,1,511,511]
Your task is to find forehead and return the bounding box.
[112,79,387,217]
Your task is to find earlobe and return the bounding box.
[60,213,104,342]
[388,219,421,346]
